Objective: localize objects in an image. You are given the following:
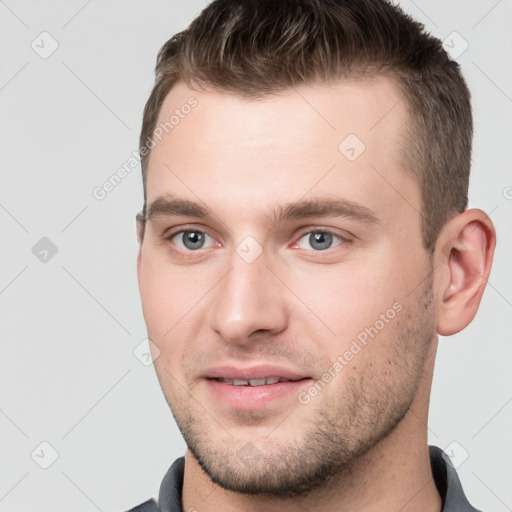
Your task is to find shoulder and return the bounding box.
[121,456,186,512]
[429,445,483,512]
[123,498,159,512]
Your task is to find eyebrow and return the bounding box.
[145,196,209,220]
[144,194,380,226]
[268,197,379,225]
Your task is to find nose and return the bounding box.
[208,250,289,345]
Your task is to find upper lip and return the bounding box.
[203,364,310,381]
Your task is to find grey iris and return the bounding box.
[310,232,332,250]
[182,231,205,250]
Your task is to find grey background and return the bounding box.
[0,1,510,511]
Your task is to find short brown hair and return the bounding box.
[139,0,472,251]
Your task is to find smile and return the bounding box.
[216,377,298,386]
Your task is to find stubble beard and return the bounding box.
[160,275,436,498]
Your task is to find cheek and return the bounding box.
[288,258,405,343]
[138,250,208,334]
[138,252,219,380]
[138,262,173,337]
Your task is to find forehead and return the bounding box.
[145,76,419,229]
[155,75,407,148]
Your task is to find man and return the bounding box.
[131,0,496,510]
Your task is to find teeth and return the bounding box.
[219,377,290,386]
[249,379,266,386]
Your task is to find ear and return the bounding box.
[136,212,146,245]
[435,209,496,336]
[136,212,145,277]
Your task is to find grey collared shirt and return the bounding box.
[126,445,482,512]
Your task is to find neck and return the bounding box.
[182,340,442,512]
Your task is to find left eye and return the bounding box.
[170,230,215,251]
[294,231,345,251]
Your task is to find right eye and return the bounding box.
[169,230,217,252]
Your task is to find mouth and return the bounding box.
[214,376,306,386]
[203,365,312,410]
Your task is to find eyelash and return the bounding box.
[291,229,348,251]
[165,226,350,257]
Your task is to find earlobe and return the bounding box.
[436,209,496,336]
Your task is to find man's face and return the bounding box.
[137,77,437,496]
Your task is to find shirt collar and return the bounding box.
[429,445,481,511]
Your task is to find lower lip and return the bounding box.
[205,378,312,410]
